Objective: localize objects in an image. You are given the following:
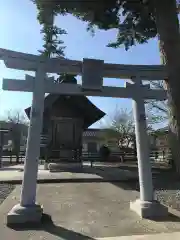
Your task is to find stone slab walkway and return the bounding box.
[1,183,180,239]
[0,164,138,184]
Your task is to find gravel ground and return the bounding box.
[125,170,180,211]
[152,171,180,211]
[115,164,180,211]
[0,184,15,205]
[154,179,180,211]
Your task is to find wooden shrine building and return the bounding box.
[25,90,105,168]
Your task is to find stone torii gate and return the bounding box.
[0,48,168,224]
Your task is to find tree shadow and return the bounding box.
[7,212,180,238]
[118,164,172,173]
[95,165,180,192]
[8,213,95,240]
[45,164,180,192]
[109,173,180,192]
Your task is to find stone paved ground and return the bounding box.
[97,232,180,240]
[1,183,180,239]
[0,164,138,183]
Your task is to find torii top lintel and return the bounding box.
[0,48,167,80]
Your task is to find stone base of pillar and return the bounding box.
[48,162,83,172]
[7,203,43,225]
[130,199,168,219]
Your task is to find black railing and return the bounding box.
[82,149,172,164]
[1,132,172,166]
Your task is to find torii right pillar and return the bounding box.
[130,78,168,219]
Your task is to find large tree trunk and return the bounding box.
[154,0,180,173]
[158,39,176,170]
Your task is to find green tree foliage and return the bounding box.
[33,1,78,84]
[31,0,163,50]
[31,0,169,118]
[39,25,66,57]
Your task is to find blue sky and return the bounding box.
[0,0,162,127]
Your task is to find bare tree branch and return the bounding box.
[5,109,29,126]
[99,107,164,149]
[145,80,169,119]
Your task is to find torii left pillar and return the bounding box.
[7,64,46,224]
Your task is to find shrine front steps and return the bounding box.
[47,162,83,172]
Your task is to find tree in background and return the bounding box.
[101,109,135,149]
[32,0,180,173]
[3,109,29,163]
[146,81,168,117]
[37,12,78,86]
[145,80,169,134]
[100,107,165,150]
[5,109,28,125]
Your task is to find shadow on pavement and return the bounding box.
[7,213,94,240]
[110,171,180,192]
[1,161,180,194]
[1,162,180,192]
[7,212,180,239]
[153,212,180,222]
[0,167,23,172]
[92,166,180,192]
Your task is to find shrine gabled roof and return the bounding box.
[24,94,105,128]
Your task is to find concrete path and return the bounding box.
[1,183,180,239]
[0,164,138,183]
[97,232,180,239]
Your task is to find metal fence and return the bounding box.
[82,149,172,163]
[1,133,172,166]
